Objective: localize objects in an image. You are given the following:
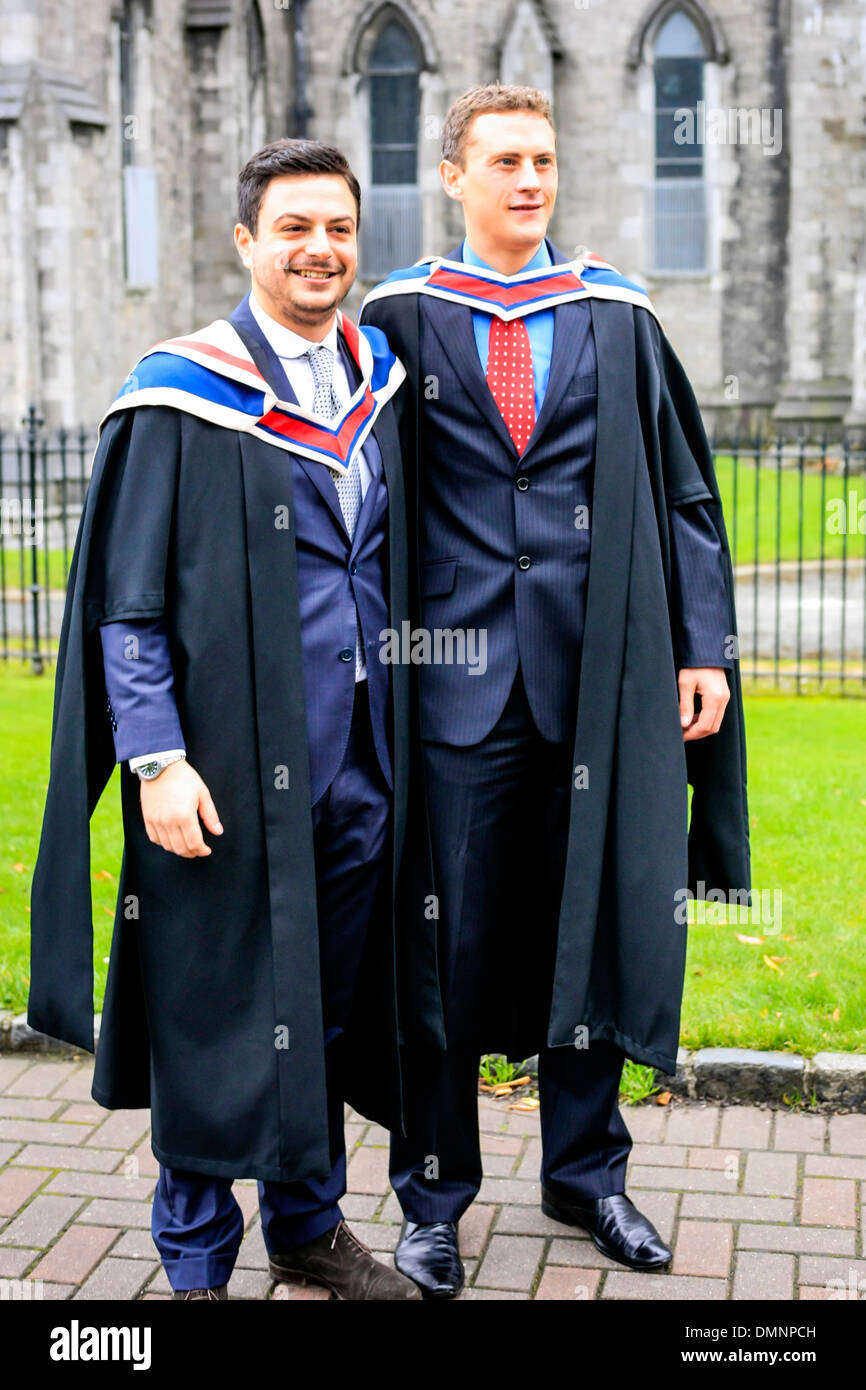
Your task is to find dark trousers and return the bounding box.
[389,665,632,1224]
[152,679,390,1291]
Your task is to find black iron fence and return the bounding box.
[2,408,865,692]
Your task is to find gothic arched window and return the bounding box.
[361,13,422,276]
[652,9,706,271]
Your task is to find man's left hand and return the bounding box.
[678,667,730,741]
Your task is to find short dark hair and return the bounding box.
[441,83,554,166]
[236,139,362,235]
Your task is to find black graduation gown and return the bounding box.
[360,281,751,1076]
[27,384,419,1183]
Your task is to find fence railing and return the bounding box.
[2,410,865,692]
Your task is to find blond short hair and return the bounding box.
[441,83,555,166]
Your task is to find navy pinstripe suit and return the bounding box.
[387,237,732,1222]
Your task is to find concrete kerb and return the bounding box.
[3,1014,865,1109]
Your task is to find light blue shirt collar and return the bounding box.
[461,238,552,274]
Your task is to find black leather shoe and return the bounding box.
[541,1188,672,1270]
[394,1221,464,1299]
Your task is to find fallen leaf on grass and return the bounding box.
[93,870,114,881]
[12,863,26,873]
[736,934,764,945]
[763,954,781,971]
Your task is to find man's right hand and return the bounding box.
[140,760,223,858]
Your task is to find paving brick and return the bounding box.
[84,1110,151,1150]
[45,1171,155,1202]
[681,1193,794,1222]
[111,1230,160,1261]
[458,1203,495,1258]
[346,1145,390,1195]
[547,1238,620,1270]
[231,1182,260,1227]
[629,1165,736,1194]
[798,1256,866,1290]
[828,1114,866,1156]
[0,1166,48,1216]
[688,1148,740,1173]
[630,1190,679,1245]
[718,1106,772,1150]
[377,1192,402,1224]
[235,1222,268,1270]
[226,1268,272,1299]
[477,1178,540,1205]
[121,1142,159,1179]
[535,1266,602,1299]
[347,1220,400,1252]
[30,1224,120,1284]
[0,1142,22,1167]
[49,1066,96,1102]
[620,1106,666,1143]
[801,1178,856,1227]
[0,1099,63,1120]
[0,1246,39,1276]
[630,1143,688,1167]
[672,1220,733,1278]
[0,1119,94,1146]
[804,1155,866,1180]
[77,1199,152,1229]
[479,1133,523,1156]
[340,1193,380,1220]
[733,1251,794,1299]
[474,1234,543,1291]
[344,1123,366,1152]
[773,1112,826,1153]
[0,1059,31,1090]
[73,1257,156,1300]
[798,1285,843,1300]
[515,1137,542,1180]
[737,1224,855,1255]
[12,1144,119,1173]
[743,1151,798,1198]
[665,1106,719,1147]
[361,1123,389,1146]
[58,1105,105,1125]
[494,1204,581,1238]
[602,1272,726,1299]
[37,1283,76,1299]
[496,1109,541,1138]
[482,1152,518,1177]
[0,1194,84,1247]
[5,1063,77,1098]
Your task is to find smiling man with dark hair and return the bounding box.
[28,138,424,1301]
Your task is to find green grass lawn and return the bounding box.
[715,456,866,567]
[0,665,864,1056]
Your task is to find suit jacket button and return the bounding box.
[516,475,530,491]
[339,647,354,662]
[517,555,532,570]
[350,561,358,574]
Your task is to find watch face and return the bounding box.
[138,762,162,779]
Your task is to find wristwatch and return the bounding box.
[135,752,187,781]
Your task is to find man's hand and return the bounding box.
[678,667,730,742]
[140,760,223,858]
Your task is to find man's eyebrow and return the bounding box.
[485,148,556,160]
[272,210,356,224]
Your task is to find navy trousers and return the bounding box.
[152,680,390,1291]
[389,664,632,1223]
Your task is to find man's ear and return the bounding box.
[439,158,464,202]
[233,222,254,269]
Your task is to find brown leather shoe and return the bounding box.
[171,1285,228,1300]
[269,1219,422,1300]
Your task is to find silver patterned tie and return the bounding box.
[304,343,365,678]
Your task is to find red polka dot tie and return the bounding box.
[485,315,536,454]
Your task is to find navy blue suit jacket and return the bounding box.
[100,295,394,806]
[410,237,731,745]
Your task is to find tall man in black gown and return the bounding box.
[361,84,750,1298]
